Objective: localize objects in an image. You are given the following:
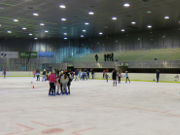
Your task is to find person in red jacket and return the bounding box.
[48,71,56,95]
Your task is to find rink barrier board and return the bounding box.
[0,72,180,83]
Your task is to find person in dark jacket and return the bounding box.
[112,70,117,86]
[95,54,98,62]
[156,69,160,83]
[104,54,107,62]
[111,53,114,61]
[66,72,72,95]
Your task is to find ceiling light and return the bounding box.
[112,17,117,21]
[121,29,125,32]
[84,22,89,25]
[34,37,38,40]
[131,21,136,25]
[88,11,94,15]
[99,32,103,35]
[33,13,39,16]
[22,27,27,30]
[13,19,19,22]
[123,3,130,7]
[29,33,33,36]
[164,16,170,20]
[61,18,67,21]
[7,30,12,34]
[80,35,84,38]
[82,29,86,32]
[64,33,67,35]
[147,25,152,29]
[44,30,49,33]
[40,23,45,26]
[147,10,152,14]
[64,37,68,40]
[59,4,66,9]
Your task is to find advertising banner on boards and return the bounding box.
[1,51,19,58]
[38,52,54,57]
[19,52,37,58]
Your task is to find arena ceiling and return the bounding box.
[0,0,179,39]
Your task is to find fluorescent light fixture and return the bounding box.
[13,19,19,22]
[34,37,38,40]
[147,25,152,29]
[29,33,33,36]
[44,30,49,33]
[84,22,89,25]
[59,4,66,8]
[64,37,68,40]
[40,23,45,26]
[131,21,136,25]
[99,32,103,35]
[22,27,27,30]
[88,11,94,15]
[123,3,130,7]
[64,33,67,35]
[7,30,12,34]
[80,35,84,38]
[147,10,152,14]
[82,29,86,32]
[164,16,170,20]
[33,13,39,16]
[61,18,67,21]
[121,29,125,32]
[112,17,117,21]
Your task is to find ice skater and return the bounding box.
[156,69,160,83]
[125,71,130,83]
[60,73,69,95]
[67,72,73,95]
[105,73,109,82]
[36,70,40,81]
[48,71,56,95]
[112,70,117,86]
[2,69,6,78]
[91,69,95,79]
[42,69,47,81]
[74,69,79,81]
[56,75,60,95]
[118,72,122,84]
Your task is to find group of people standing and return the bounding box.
[33,69,73,96]
[104,53,114,62]
[94,53,114,62]
[74,69,95,81]
[48,70,73,96]
[103,70,131,86]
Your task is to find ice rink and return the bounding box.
[0,77,180,135]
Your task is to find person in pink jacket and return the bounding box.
[48,71,56,95]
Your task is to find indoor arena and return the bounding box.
[0,0,180,135]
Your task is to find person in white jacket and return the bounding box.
[60,74,69,95]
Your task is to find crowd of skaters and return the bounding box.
[32,68,164,95]
[33,68,96,96]
[33,69,73,96]
[103,69,131,86]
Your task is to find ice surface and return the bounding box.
[0,77,180,135]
